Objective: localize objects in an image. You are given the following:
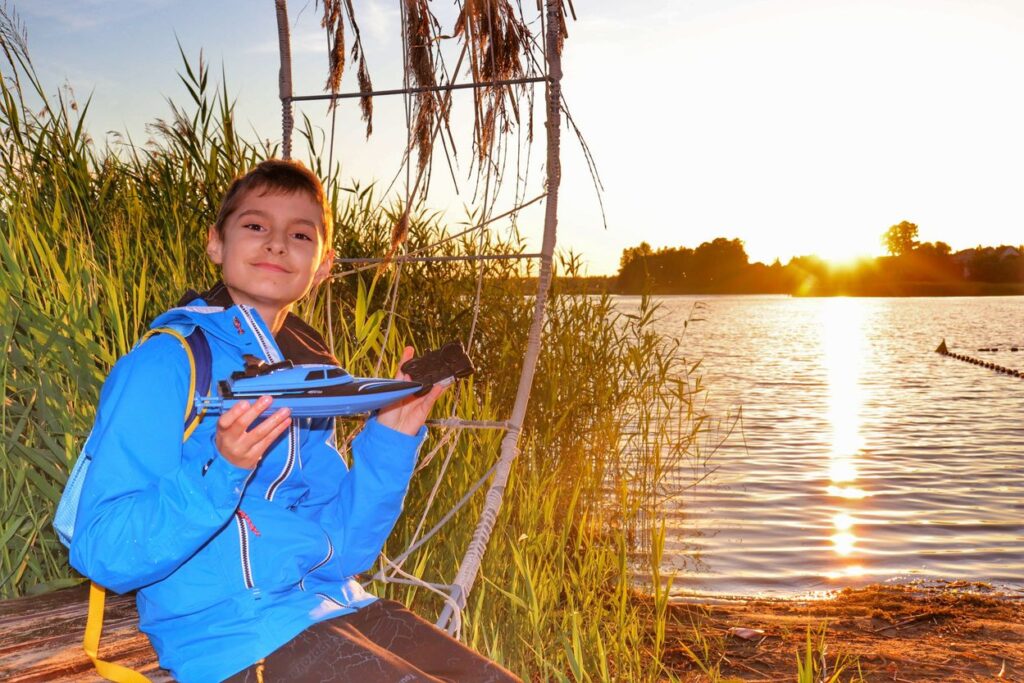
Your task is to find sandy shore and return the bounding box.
[662,582,1024,681]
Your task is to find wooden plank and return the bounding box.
[0,585,170,682]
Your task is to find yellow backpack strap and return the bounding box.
[141,327,198,426]
[84,327,202,682]
[84,583,151,683]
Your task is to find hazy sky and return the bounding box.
[17,0,1024,274]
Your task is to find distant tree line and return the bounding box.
[614,222,1024,296]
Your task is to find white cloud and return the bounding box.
[244,27,325,56]
[19,0,173,33]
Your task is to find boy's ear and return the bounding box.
[206,225,223,265]
[312,249,334,287]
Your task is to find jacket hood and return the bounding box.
[150,282,338,365]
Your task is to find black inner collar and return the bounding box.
[177,283,338,366]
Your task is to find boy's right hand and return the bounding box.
[214,395,292,470]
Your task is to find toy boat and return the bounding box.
[195,355,423,418]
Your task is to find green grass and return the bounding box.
[0,18,712,681]
[796,625,863,683]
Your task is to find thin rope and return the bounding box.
[330,193,546,277]
[375,553,463,638]
[381,107,499,583]
[427,418,509,430]
[334,415,509,430]
[414,428,458,474]
[374,460,500,579]
[337,251,541,269]
[383,431,460,580]
[377,577,453,591]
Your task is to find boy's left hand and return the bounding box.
[376,346,446,436]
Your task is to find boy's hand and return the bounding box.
[377,346,446,436]
[214,395,291,470]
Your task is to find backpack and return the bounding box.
[53,326,212,683]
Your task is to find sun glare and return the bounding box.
[820,300,870,573]
[812,237,878,268]
[819,251,876,270]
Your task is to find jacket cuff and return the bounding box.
[359,416,427,460]
[356,413,428,479]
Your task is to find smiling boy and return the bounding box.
[69,160,518,682]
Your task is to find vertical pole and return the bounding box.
[275,0,294,160]
[436,0,563,635]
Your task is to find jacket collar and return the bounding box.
[176,282,338,366]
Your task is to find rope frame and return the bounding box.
[273,0,563,637]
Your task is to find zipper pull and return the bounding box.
[236,509,261,536]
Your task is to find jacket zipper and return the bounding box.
[234,510,257,590]
[299,533,334,591]
[238,306,280,362]
[266,423,298,501]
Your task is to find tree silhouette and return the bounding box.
[882,221,920,256]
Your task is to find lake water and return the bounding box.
[614,295,1024,599]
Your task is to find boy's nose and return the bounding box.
[264,232,287,254]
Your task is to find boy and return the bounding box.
[70,160,518,682]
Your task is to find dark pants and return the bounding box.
[224,599,521,683]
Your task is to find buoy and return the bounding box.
[936,339,949,354]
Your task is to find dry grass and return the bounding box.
[662,582,1024,682]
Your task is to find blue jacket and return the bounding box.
[69,294,425,682]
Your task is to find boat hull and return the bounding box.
[196,378,423,417]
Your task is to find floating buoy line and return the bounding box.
[935,339,1023,377]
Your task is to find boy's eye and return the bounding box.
[292,232,313,242]
[243,223,265,232]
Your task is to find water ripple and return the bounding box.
[615,295,1024,598]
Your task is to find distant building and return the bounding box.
[951,246,1021,280]
[951,248,976,279]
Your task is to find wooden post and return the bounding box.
[274,0,294,160]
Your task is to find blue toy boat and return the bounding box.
[195,356,423,418]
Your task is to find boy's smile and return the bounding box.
[207,189,333,333]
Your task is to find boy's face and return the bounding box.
[206,189,333,315]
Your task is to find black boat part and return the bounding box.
[402,341,476,395]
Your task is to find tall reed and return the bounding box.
[0,21,706,680]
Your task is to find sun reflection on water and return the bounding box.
[821,300,869,578]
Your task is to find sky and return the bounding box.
[15,0,1024,275]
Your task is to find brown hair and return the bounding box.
[213,159,333,251]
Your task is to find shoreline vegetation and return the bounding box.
[566,231,1024,297]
